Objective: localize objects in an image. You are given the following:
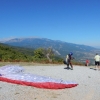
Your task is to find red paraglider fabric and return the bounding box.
[0,77,78,89]
[0,65,78,89]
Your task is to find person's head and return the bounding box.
[70,52,73,55]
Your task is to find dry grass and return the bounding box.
[0,62,62,67]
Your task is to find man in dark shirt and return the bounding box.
[65,52,74,70]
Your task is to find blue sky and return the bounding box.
[0,0,100,47]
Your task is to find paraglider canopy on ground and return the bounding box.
[0,65,78,89]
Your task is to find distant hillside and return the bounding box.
[0,43,33,62]
[1,38,100,64]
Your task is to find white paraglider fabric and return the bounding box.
[0,65,78,89]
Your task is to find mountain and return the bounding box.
[1,38,100,64]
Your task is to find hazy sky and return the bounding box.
[0,0,100,47]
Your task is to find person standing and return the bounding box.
[86,59,90,66]
[65,52,74,70]
[94,53,100,70]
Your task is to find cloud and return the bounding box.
[0,37,15,42]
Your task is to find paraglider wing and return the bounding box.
[0,65,78,89]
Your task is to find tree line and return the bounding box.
[0,43,83,65]
[0,43,63,63]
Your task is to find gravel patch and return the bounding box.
[0,65,100,100]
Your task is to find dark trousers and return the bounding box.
[67,60,73,68]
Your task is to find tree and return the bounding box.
[33,48,45,59]
[45,48,54,62]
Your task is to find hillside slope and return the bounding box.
[1,38,100,64]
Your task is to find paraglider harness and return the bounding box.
[63,54,74,65]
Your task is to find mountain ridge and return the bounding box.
[1,37,100,64]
